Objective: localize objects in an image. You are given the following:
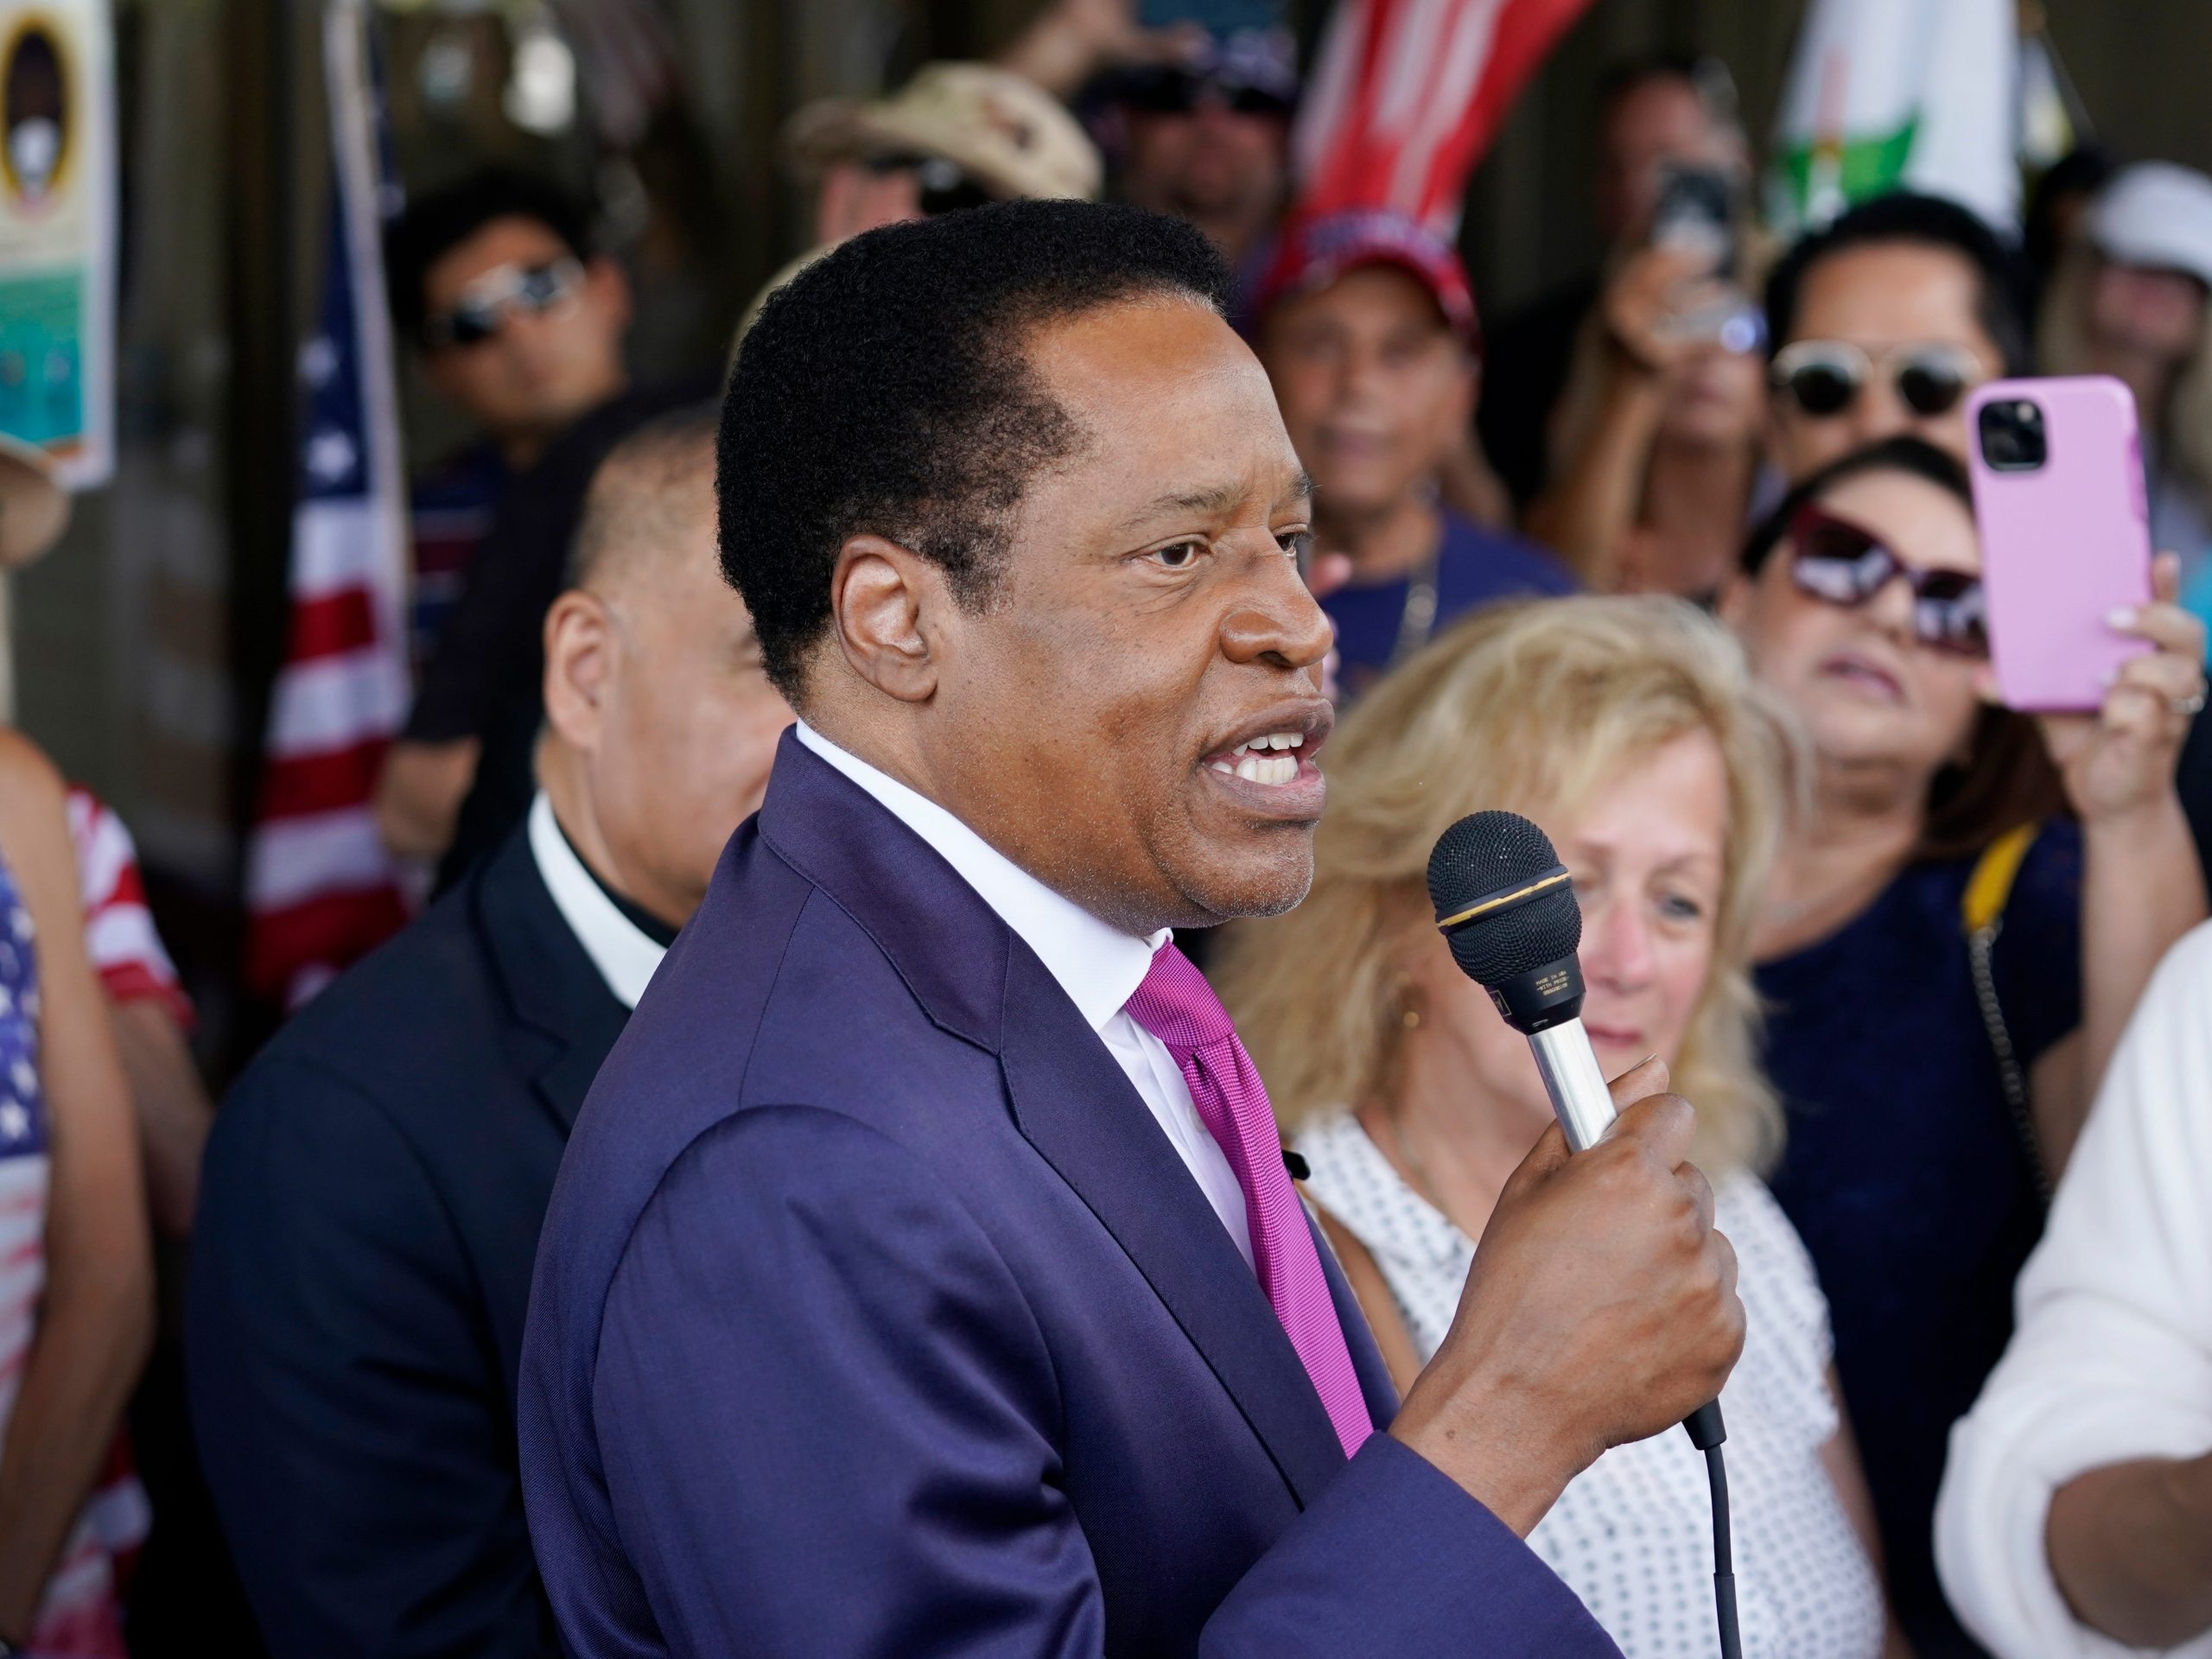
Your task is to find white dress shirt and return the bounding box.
[796,721,1253,1267]
[1936,921,2212,1659]
[528,791,669,1011]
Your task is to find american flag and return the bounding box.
[1292,0,1597,236]
[243,0,412,1008]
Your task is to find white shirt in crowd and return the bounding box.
[1936,921,2212,1659]
[1295,1115,1885,1659]
[795,721,1255,1267]
[529,791,668,1009]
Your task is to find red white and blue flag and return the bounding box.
[1292,0,1596,235]
[244,0,412,1008]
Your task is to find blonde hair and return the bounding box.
[2039,238,2212,502]
[1213,595,1798,1177]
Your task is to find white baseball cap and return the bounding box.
[2088,162,2212,287]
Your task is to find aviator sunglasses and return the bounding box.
[423,256,584,351]
[1788,504,1989,658]
[1770,340,1987,420]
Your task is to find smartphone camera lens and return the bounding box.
[1978,397,2049,472]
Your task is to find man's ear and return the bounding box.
[543,589,617,753]
[830,534,947,704]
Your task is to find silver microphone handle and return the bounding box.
[1527,1018,1617,1153]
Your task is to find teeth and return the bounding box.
[1230,753,1299,785]
[1230,731,1305,757]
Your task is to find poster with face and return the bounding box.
[0,2,114,490]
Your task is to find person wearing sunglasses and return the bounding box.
[732,62,1104,348]
[1764,194,2032,485]
[1099,28,1299,272]
[386,169,632,484]
[782,61,1101,250]
[1719,435,2207,1656]
[374,169,639,873]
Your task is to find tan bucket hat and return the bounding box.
[0,435,69,570]
[782,62,1100,204]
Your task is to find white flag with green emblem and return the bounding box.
[1768,0,2019,238]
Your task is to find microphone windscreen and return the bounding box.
[1427,810,1583,989]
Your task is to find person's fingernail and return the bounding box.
[2109,607,2139,628]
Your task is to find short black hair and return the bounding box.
[718,198,1232,701]
[384,168,592,340]
[1740,434,1971,575]
[1764,193,2032,376]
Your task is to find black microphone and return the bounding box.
[1427,810,1739,1657]
[1426,810,1726,1452]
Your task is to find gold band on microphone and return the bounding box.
[1433,868,1573,932]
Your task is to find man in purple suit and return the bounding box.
[519,200,1745,1658]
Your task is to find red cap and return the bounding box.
[1253,209,1479,347]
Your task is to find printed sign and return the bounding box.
[0,0,115,488]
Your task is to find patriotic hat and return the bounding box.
[1252,208,1479,346]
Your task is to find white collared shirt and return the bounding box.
[795,721,1253,1267]
[527,792,668,1011]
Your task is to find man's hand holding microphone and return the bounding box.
[1386,811,1745,1537]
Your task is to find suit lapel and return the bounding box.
[762,734,1357,1505]
[998,944,1351,1509]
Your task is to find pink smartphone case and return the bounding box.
[1967,376,2154,714]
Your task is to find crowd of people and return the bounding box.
[3,12,2212,1659]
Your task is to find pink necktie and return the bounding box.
[1124,943,1373,1459]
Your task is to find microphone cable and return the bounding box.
[1704,1440,1741,1659]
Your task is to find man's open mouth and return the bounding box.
[1203,730,1310,786]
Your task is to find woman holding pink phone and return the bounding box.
[1718,434,2207,1658]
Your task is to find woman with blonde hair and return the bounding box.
[1214,595,1904,1658]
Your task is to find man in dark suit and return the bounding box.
[522,202,1745,1657]
[188,407,791,1659]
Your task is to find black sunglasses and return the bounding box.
[1770,340,1986,420]
[1118,69,1294,120]
[422,257,582,351]
[862,152,996,217]
[1789,505,1988,658]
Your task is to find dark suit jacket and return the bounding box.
[190,828,628,1658]
[520,731,1617,1658]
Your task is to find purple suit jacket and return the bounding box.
[518,731,1618,1657]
